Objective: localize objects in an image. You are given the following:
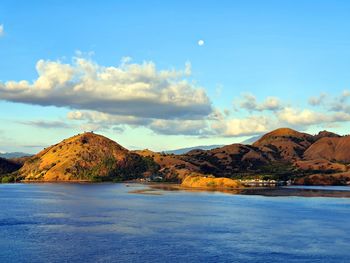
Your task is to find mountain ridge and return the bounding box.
[1,128,350,185]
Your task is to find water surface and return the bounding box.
[0,183,349,263]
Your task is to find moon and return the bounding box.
[198,39,204,46]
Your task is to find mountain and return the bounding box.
[164,145,223,155]
[0,152,31,159]
[180,144,270,177]
[2,128,350,185]
[252,128,315,161]
[18,132,157,182]
[171,128,350,184]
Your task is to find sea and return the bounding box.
[0,183,349,263]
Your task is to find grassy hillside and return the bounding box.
[19,132,158,182]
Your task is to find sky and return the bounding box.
[1,0,350,153]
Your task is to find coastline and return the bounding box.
[6,180,350,198]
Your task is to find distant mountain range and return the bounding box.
[240,135,262,145]
[164,135,261,155]
[2,128,350,186]
[0,152,31,159]
[165,145,224,155]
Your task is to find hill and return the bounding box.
[2,128,350,185]
[0,157,22,175]
[61,129,350,185]
[253,128,315,161]
[19,132,158,182]
[180,144,270,177]
[134,149,198,181]
[313,130,340,141]
[303,136,350,163]
[294,172,350,186]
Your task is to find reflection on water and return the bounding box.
[0,183,350,263]
[149,183,350,198]
[286,185,350,191]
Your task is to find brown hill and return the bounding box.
[180,144,270,176]
[253,128,314,161]
[135,149,199,181]
[4,127,350,185]
[294,172,350,186]
[313,130,340,141]
[304,136,350,163]
[19,132,156,181]
[294,159,347,173]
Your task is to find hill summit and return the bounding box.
[252,127,315,161]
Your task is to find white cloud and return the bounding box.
[0,24,3,37]
[149,119,210,136]
[67,110,149,126]
[18,120,73,129]
[0,57,212,120]
[308,90,350,113]
[67,110,211,136]
[277,107,350,126]
[211,115,273,137]
[329,90,350,113]
[308,93,326,106]
[238,93,282,112]
[5,57,350,138]
[261,97,282,111]
[230,91,350,135]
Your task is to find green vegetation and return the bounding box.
[1,175,16,183]
[73,155,161,182]
[206,181,217,187]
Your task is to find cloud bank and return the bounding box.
[1,55,350,138]
[0,57,212,119]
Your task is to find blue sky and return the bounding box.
[1,0,350,153]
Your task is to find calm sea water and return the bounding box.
[0,183,350,263]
